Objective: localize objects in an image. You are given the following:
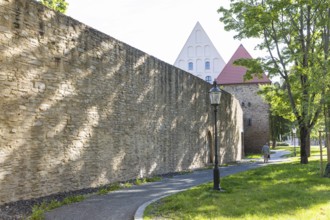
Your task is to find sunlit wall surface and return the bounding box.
[0,0,243,204]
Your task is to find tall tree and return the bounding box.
[270,113,292,148]
[321,2,330,177]
[259,83,295,149]
[37,0,68,13]
[219,0,330,164]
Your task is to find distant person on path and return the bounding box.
[262,143,270,163]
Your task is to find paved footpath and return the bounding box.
[45,150,290,220]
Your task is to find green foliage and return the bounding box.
[36,0,68,13]
[45,200,61,210]
[134,177,162,185]
[259,84,294,146]
[145,176,162,182]
[258,84,295,121]
[97,188,109,195]
[30,204,45,220]
[29,195,85,219]
[62,195,85,204]
[97,183,123,195]
[145,160,330,220]
[233,58,264,81]
[135,178,147,185]
[276,142,289,146]
[244,153,262,159]
[277,145,328,161]
[218,0,330,163]
[122,182,133,188]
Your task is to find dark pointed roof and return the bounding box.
[216,44,271,85]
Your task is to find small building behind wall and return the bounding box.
[216,45,271,153]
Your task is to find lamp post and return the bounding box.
[209,81,222,191]
[292,127,297,156]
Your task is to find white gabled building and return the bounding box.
[174,22,226,83]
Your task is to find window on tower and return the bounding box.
[248,118,252,126]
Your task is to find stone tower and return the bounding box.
[174,22,226,84]
[216,44,271,153]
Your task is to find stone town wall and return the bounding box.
[222,84,270,153]
[0,0,243,204]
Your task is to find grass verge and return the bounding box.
[276,145,328,160]
[144,160,330,220]
[244,151,276,159]
[29,176,162,219]
[29,195,85,220]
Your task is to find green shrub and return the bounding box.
[276,142,289,146]
[122,182,133,188]
[97,183,122,195]
[97,188,109,195]
[135,178,147,185]
[30,205,45,220]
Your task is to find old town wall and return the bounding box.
[0,0,243,204]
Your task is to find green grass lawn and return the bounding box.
[245,151,276,159]
[244,153,263,159]
[144,148,330,220]
[277,145,328,160]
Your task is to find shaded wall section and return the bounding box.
[222,84,270,153]
[0,0,243,204]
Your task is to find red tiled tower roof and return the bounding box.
[216,44,271,85]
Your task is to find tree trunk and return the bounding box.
[272,139,276,149]
[325,131,330,177]
[306,133,311,157]
[300,126,309,164]
[324,105,330,177]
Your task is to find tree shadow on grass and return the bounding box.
[147,161,330,219]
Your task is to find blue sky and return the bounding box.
[65,0,267,65]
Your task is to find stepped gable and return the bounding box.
[216,44,271,85]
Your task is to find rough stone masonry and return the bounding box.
[0,0,243,205]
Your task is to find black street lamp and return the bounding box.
[209,81,223,191]
[292,127,297,156]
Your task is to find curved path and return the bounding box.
[45,150,290,220]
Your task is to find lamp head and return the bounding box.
[209,81,222,106]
